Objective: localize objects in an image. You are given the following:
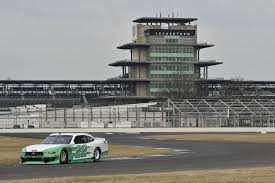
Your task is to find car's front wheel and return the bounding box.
[93,148,101,162]
[60,150,68,164]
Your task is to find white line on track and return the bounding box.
[104,147,193,161]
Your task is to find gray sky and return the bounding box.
[0,0,274,80]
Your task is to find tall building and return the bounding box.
[110,16,222,97]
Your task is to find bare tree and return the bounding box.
[224,76,263,97]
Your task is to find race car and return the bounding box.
[20,133,108,164]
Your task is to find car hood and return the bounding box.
[25,144,67,152]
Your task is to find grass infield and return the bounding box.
[0,136,173,165]
[1,167,275,183]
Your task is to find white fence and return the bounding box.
[0,106,167,129]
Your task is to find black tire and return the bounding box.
[60,150,68,164]
[93,148,101,162]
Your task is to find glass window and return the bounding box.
[42,135,73,144]
[150,46,194,62]
[85,136,94,143]
[74,135,86,144]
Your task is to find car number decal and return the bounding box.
[72,145,90,159]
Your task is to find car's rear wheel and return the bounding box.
[60,150,68,164]
[94,148,101,161]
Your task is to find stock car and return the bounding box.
[20,133,108,164]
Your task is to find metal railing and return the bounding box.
[163,99,275,127]
[0,106,167,129]
[2,98,275,128]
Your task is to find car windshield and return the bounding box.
[42,135,73,144]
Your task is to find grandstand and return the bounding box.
[0,80,154,107]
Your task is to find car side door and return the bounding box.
[84,135,96,158]
[71,135,92,160]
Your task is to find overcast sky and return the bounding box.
[0,0,274,80]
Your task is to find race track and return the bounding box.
[1,132,275,180]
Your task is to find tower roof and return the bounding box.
[133,17,197,24]
[117,42,214,50]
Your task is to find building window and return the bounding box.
[149,64,194,78]
[149,81,194,96]
[149,46,194,62]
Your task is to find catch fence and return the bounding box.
[1,99,275,128]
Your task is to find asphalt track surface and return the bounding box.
[1,133,275,180]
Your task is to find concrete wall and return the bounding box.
[132,48,148,61]
[135,83,148,97]
[133,24,161,43]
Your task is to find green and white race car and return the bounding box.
[20,133,108,164]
